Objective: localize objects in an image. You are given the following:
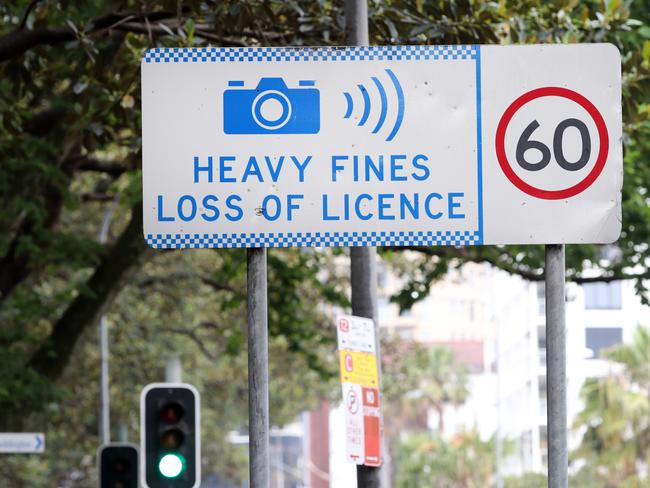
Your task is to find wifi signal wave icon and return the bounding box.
[342,69,404,142]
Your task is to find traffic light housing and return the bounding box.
[140,383,201,488]
[98,443,139,488]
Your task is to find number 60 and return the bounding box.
[516,118,591,172]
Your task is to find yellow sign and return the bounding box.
[339,350,379,388]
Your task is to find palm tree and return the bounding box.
[572,326,650,486]
[409,346,469,434]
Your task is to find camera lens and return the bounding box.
[259,98,284,123]
[252,90,291,130]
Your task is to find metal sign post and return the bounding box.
[345,1,382,485]
[350,249,381,487]
[98,201,116,446]
[545,244,567,487]
[247,248,270,488]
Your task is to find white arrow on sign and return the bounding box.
[0,433,45,453]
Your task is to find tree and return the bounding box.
[382,340,470,484]
[395,430,497,488]
[406,346,469,434]
[0,246,344,486]
[2,0,649,423]
[572,326,650,486]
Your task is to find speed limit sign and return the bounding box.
[142,43,621,248]
[482,44,621,244]
[496,87,608,200]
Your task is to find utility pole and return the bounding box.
[345,2,382,487]
[98,201,117,446]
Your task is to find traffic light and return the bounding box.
[140,383,201,488]
[98,443,138,488]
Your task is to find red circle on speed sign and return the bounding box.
[495,87,609,200]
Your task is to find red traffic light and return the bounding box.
[160,402,184,424]
[114,458,130,473]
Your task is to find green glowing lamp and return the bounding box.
[158,453,186,479]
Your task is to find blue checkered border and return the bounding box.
[143,45,477,63]
[146,230,481,249]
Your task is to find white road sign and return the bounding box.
[142,44,622,248]
[336,315,376,353]
[336,315,382,466]
[342,382,364,464]
[0,433,45,453]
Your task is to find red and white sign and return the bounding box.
[482,44,622,244]
[342,383,364,463]
[336,314,382,467]
[362,388,381,466]
[336,315,375,354]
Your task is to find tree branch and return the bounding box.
[27,203,148,381]
[76,158,127,177]
[0,11,178,62]
[19,0,44,30]
[113,21,249,46]
[396,246,650,284]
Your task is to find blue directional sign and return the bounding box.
[141,44,622,248]
[0,433,45,453]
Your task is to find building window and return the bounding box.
[399,307,413,317]
[538,376,547,400]
[537,282,545,315]
[398,326,414,340]
[585,327,623,358]
[584,282,622,310]
[537,325,546,350]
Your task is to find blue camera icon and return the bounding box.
[223,78,320,134]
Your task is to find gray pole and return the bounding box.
[247,248,270,488]
[344,0,369,46]
[345,1,381,486]
[351,249,381,488]
[545,244,568,488]
[98,201,117,445]
[165,357,182,383]
[99,316,110,445]
[495,319,503,488]
[117,423,129,443]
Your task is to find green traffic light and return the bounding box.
[158,453,186,478]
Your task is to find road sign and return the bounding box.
[0,433,45,453]
[336,315,382,467]
[337,315,376,353]
[339,350,379,388]
[142,43,621,248]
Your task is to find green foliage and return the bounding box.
[571,325,650,486]
[395,430,496,488]
[0,0,649,485]
[504,472,548,488]
[382,341,468,434]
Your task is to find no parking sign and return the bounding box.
[142,43,621,247]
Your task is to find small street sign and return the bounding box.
[0,433,45,454]
[336,315,382,467]
[142,44,621,249]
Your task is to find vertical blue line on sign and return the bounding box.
[475,45,484,244]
